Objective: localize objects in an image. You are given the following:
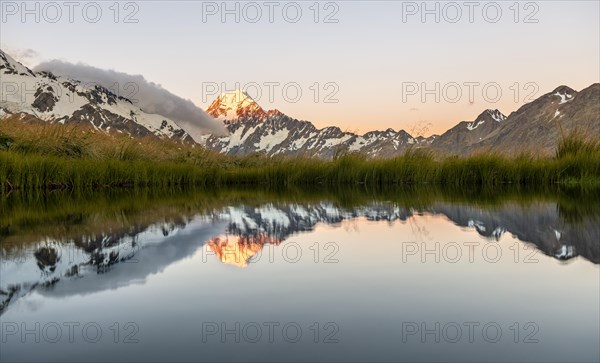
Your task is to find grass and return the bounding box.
[1,115,599,191]
[2,185,599,250]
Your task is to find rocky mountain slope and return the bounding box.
[3,199,596,313]
[432,109,507,155]
[468,84,600,156]
[200,83,598,158]
[201,90,435,158]
[0,49,193,142]
[2,49,597,158]
[223,201,598,263]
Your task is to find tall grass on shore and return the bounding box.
[3,185,599,250]
[1,116,599,191]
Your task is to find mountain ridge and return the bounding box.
[2,49,597,158]
[459,83,600,156]
[0,49,197,143]
[199,83,598,158]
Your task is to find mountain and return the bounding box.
[2,49,596,157]
[473,84,600,155]
[200,90,434,158]
[207,234,281,268]
[432,109,507,155]
[200,83,598,159]
[2,199,597,312]
[0,49,193,142]
[206,89,268,121]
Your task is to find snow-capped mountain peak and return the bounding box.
[486,109,506,122]
[206,90,267,121]
[200,91,435,158]
[0,50,35,77]
[466,109,506,131]
[552,89,575,105]
[0,48,192,142]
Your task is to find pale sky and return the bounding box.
[2,0,599,135]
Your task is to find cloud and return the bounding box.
[0,44,41,67]
[18,48,39,59]
[33,60,227,138]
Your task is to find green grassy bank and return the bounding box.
[2,185,599,249]
[1,116,599,191]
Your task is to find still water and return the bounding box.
[1,188,598,362]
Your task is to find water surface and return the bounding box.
[1,188,598,362]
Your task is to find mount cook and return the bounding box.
[1,49,598,158]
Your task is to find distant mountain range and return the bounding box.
[0,49,193,142]
[2,199,598,313]
[1,49,598,158]
[201,89,436,159]
[434,84,600,156]
[200,84,599,158]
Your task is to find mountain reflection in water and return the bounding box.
[208,235,282,268]
[1,188,598,316]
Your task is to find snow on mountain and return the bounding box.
[213,201,595,265]
[464,84,599,156]
[466,109,506,131]
[2,199,595,313]
[3,47,595,158]
[0,50,36,77]
[0,49,193,141]
[203,82,599,159]
[201,90,434,159]
[553,89,575,105]
[413,108,507,156]
[488,109,507,122]
[206,90,267,121]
